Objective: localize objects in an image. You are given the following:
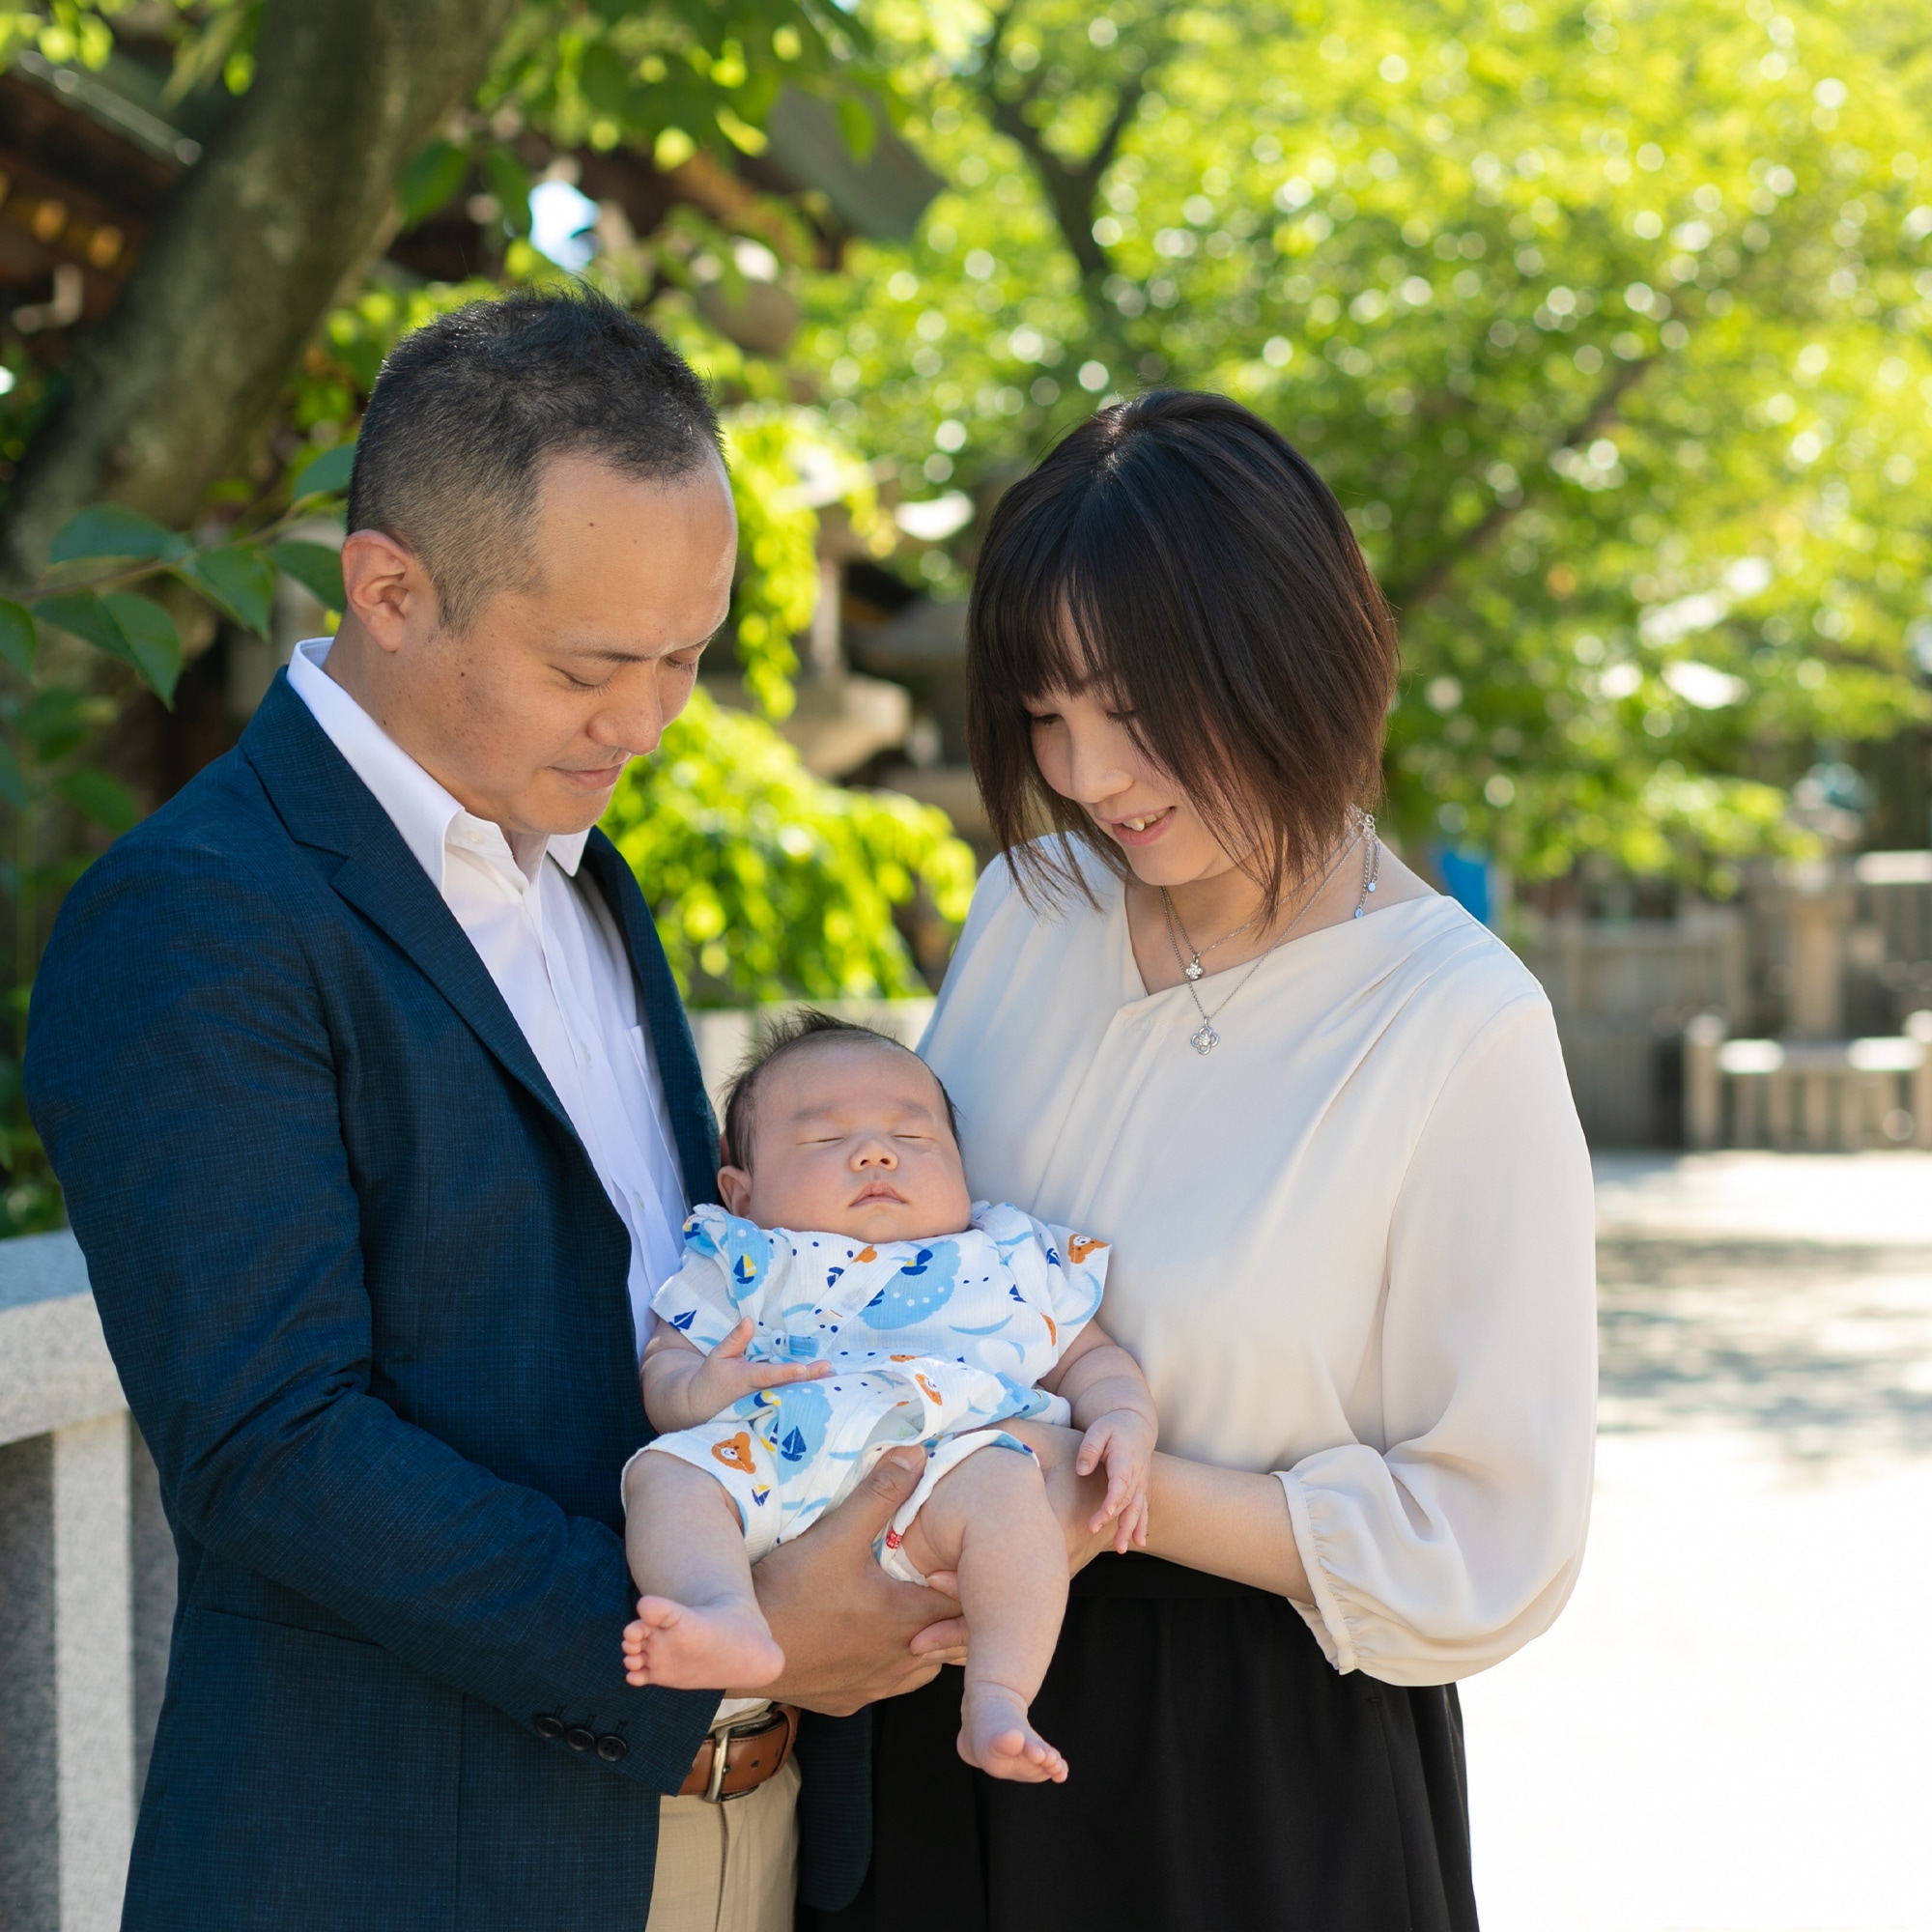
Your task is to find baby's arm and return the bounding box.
[1037,1321,1157,1553]
[641,1315,830,1433]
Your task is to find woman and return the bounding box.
[815,390,1597,1931]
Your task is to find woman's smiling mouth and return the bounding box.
[1104,807,1175,847]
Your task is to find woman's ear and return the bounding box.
[718,1165,753,1216]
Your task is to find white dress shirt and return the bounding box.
[289,638,687,1353]
[922,840,1599,1685]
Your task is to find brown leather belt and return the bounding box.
[677,1703,800,1803]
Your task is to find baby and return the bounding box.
[619,1010,1157,1783]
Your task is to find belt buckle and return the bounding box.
[704,1711,769,1804]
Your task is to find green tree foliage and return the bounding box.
[603,685,976,1004]
[0,4,972,1234]
[799,0,1932,888]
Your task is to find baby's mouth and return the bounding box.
[852,1182,906,1207]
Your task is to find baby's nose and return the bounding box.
[852,1139,898,1167]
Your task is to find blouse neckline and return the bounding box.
[1104,869,1447,1011]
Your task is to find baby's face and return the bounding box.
[719,1038,972,1244]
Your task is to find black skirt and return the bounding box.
[802,1554,1479,1932]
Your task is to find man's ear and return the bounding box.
[717,1165,753,1216]
[339,527,434,651]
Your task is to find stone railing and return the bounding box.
[1683,1011,1932,1151]
[0,1231,174,1932]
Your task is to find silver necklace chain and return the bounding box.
[1159,812,1379,1058]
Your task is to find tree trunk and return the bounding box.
[0,0,518,585]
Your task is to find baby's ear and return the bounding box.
[717,1166,753,1217]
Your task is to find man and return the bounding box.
[26,289,963,1931]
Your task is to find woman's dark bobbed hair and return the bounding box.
[966,389,1398,904]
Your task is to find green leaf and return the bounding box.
[0,737,28,811]
[290,442,356,500]
[30,588,179,707]
[267,541,345,613]
[483,147,532,237]
[33,590,133,660]
[179,546,277,639]
[580,40,633,119]
[835,93,877,164]
[99,594,183,704]
[55,768,137,835]
[0,600,37,677]
[47,505,189,567]
[399,137,470,229]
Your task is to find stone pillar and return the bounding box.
[53,1411,134,1932]
[0,1433,59,1932]
[1781,861,1852,1038]
[1909,1010,1932,1151]
[1684,1012,1725,1151]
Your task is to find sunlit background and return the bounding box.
[3,3,1932,1927]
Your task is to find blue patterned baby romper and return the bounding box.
[637,1202,1111,1579]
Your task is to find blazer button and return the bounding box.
[534,1715,565,1742]
[565,1726,596,1753]
[595,1735,628,1764]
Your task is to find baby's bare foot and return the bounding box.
[956,1683,1067,1783]
[620,1596,783,1690]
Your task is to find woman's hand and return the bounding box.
[1076,1408,1154,1552]
[1004,1421,1119,1574]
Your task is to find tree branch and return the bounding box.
[970,1,1166,307]
[0,0,519,587]
[1387,349,1659,611]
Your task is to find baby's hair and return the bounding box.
[720,1009,961,1171]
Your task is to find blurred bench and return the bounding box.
[1683,1011,1932,1151]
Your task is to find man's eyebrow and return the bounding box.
[554,630,720,667]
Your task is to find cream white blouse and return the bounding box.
[920,843,1598,1688]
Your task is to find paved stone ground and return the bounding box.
[1463,1152,1932,1932]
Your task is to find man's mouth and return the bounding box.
[554,763,628,791]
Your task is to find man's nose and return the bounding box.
[590,676,666,758]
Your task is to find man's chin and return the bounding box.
[533,774,623,835]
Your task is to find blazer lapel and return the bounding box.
[241,675,581,1149]
[578,830,721,1208]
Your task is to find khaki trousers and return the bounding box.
[644,1755,801,1932]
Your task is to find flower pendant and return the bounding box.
[1189,1021,1220,1056]
[1184,958,1204,980]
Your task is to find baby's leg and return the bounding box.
[620,1452,783,1690]
[901,1443,1070,1783]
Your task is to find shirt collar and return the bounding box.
[287,639,589,889]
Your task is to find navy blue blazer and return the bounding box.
[25,675,870,1929]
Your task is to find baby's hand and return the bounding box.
[684,1318,830,1420]
[1076,1406,1154,1554]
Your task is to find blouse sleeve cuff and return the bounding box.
[1274,1468,1360,1676]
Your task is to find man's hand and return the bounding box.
[743,1447,968,1716]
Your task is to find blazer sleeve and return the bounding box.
[1275,993,1600,1686]
[25,840,716,1791]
